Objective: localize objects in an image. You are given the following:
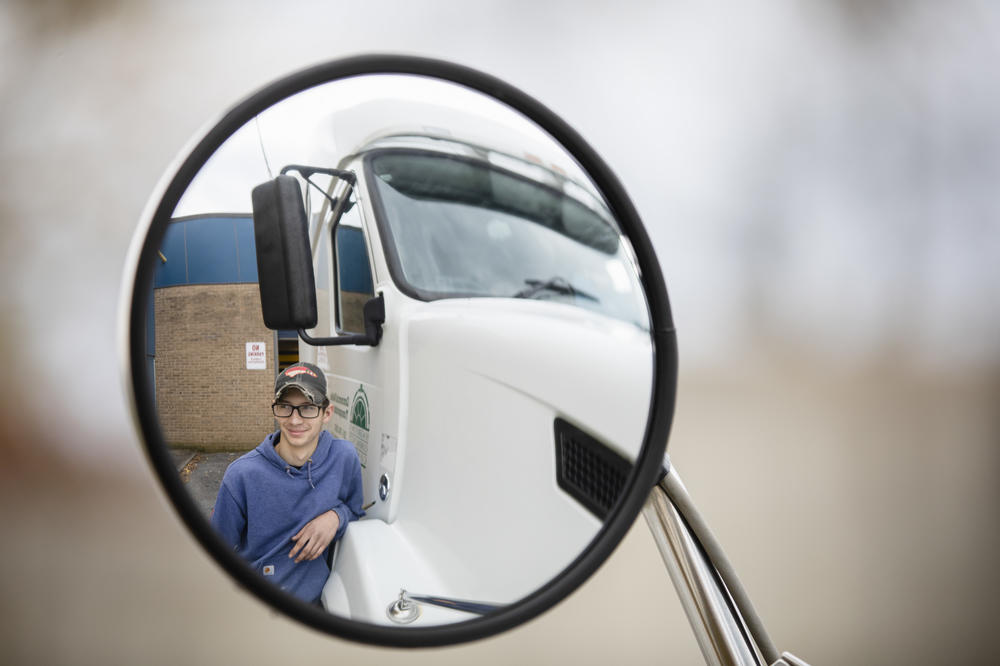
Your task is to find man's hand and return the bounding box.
[289,510,341,563]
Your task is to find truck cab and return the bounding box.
[262,99,653,625]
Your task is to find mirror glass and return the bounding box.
[139,72,654,630]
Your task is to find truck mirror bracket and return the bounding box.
[297,293,385,347]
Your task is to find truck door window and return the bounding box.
[334,195,374,334]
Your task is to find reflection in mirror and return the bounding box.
[146,75,653,627]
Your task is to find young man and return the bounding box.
[211,362,364,605]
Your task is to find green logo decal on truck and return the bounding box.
[350,386,370,431]
[349,385,371,468]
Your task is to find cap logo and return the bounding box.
[284,366,317,378]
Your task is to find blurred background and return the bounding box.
[1,1,998,664]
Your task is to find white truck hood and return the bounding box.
[403,296,654,460]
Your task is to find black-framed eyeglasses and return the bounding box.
[272,402,322,419]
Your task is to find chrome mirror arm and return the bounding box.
[642,462,811,666]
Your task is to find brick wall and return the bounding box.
[154,283,276,450]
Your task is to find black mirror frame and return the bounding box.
[121,54,677,648]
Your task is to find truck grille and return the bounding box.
[554,418,632,520]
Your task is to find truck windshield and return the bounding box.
[367,150,649,330]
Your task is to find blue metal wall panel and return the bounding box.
[336,226,374,293]
[186,218,239,284]
[235,218,259,282]
[155,223,189,287]
[156,216,256,286]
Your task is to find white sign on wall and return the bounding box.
[246,342,267,370]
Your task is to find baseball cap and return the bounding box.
[274,362,327,404]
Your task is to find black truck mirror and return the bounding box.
[122,54,810,666]
[121,55,678,650]
[250,175,318,331]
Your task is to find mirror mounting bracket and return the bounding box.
[281,164,356,209]
[297,292,385,347]
[280,164,357,184]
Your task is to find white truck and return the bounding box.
[250,98,654,625]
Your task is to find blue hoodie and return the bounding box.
[211,430,364,603]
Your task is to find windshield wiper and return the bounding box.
[513,277,599,302]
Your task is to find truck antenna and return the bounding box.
[255,116,273,179]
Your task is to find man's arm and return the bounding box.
[288,448,366,563]
[210,483,246,552]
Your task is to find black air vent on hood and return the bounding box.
[554,418,632,520]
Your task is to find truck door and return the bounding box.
[307,190,387,515]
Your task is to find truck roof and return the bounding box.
[310,96,601,199]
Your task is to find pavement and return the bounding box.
[171,448,247,520]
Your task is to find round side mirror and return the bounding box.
[121,55,677,647]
